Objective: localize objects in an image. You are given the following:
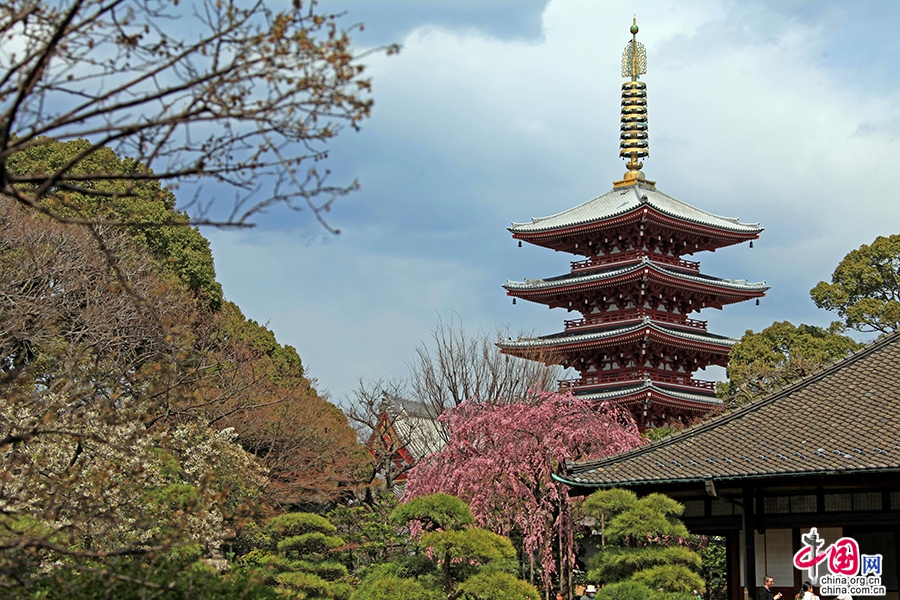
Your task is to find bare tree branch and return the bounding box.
[0,0,398,230]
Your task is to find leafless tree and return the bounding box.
[408,315,563,420]
[345,316,564,469]
[343,377,417,492]
[0,0,395,232]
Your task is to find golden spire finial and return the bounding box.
[621,17,646,81]
[614,17,655,189]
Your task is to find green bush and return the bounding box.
[584,490,704,595]
[267,512,337,538]
[596,581,657,600]
[631,564,706,595]
[590,546,702,582]
[456,570,541,600]
[296,559,349,580]
[236,512,351,598]
[351,573,441,600]
[239,549,294,575]
[421,528,517,565]
[16,557,280,600]
[391,493,474,531]
[277,532,345,556]
[275,570,330,595]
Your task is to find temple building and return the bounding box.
[555,330,900,600]
[499,21,768,429]
[366,394,445,494]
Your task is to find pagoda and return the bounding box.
[499,20,768,429]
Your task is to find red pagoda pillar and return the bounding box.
[499,20,767,430]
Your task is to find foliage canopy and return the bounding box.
[811,234,900,334]
[583,491,704,597]
[717,321,862,406]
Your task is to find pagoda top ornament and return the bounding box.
[614,18,654,190]
[621,18,646,80]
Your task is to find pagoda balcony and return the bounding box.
[558,370,717,393]
[564,308,707,332]
[570,250,700,274]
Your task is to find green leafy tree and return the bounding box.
[391,493,475,533]
[456,571,542,600]
[328,492,405,572]
[596,581,659,600]
[19,558,282,600]
[239,512,351,600]
[420,527,517,592]
[698,537,727,600]
[352,565,442,600]
[582,488,638,550]
[391,494,508,593]
[717,321,862,406]
[584,492,704,597]
[811,234,900,334]
[351,494,540,600]
[6,138,223,309]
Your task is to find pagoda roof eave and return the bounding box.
[573,381,723,410]
[504,259,769,295]
[509,184,763,237]
[497,321,736,352]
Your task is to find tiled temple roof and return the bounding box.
[510,184,762,235]
[383,396,445,462]
[556,331,900,487]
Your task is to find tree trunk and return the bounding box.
[444,549,452,592]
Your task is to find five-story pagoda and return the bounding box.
[499,20,768,429]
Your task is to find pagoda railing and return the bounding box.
[571,250,700,274]
[558,370,717,392]
[564,309,707,332]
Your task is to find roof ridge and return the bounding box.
[564,330,895,475]
[648,187,760,228]
[509,186,764,234]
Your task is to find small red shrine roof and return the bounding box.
[498,321,735,352]
[510,183,762,236]
[383,396,446,462]
[504,259,768,295]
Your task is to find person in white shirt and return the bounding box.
[799,581,820,600]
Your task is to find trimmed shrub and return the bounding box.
[456,570,541,600]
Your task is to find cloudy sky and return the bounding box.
[204,0,900,402]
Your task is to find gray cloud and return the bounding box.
[208,0,896,401]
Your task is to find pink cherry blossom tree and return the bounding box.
[402,390,642,597]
